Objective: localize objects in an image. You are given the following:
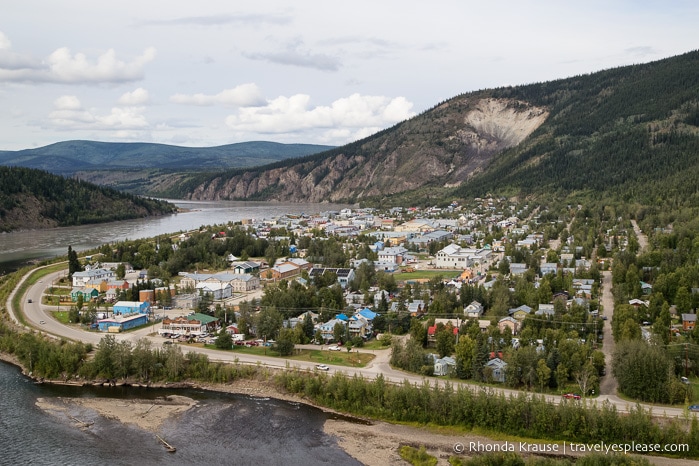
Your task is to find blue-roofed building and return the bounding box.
[97,313,149,332]
[357,308,377,321]
[113,301,150,316]
[334,313,349,321]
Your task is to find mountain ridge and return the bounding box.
[151,50,699,207]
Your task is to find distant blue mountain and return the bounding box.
[0,140,335,173]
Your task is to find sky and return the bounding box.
[1,1,698,151]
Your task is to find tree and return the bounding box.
[68,245,82,277]
[537,358,552,392]
[255,307,283,340]
[333,322,346,343]
[115,263,126,280]
[302,314,315,340]
[214,328,232,350]
[274,328,295,356]
[613,340,671,403]
[435,324,455,358]
[454,335,475,379]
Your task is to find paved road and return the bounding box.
[631,219,649,252]
[6,266,693,421]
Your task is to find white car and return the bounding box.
[315,364,330,371]
[327,345,341,351]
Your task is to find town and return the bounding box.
[41,197,698,405]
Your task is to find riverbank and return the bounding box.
[4,353,698,466]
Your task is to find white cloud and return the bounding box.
[45,47,156,84]
[225,93,415,137]
[0,35,156,84]
[118,88,150,106]
[48,95,148,130]
[170,83,265,107]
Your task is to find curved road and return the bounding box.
[6,267,693,423]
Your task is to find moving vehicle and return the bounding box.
[327,345,341,351]
[562,393,581,400]
[27,299,32,303]
[39,320,45,325]
[688,405,699,412]
[315,364,330,371]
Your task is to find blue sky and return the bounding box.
[1,1,698,150]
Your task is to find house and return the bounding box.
[72,268,115,287]
[407,300,426,317]
[433,356,456,376]
[160,316,208,336]
[318,318,347,342]
[309,268,356,288]
[106,279,130,291]
[540,263,557,276]
[377,246,409,265]
[427,322,458,343]
[463,301,484,318]
[509,263,528,276]
[498,316,520,335]
[629,299,649,309]
[485,357,508,383]
[682,313,697,331]
[84,279,109,293]
[535,304,555,317]
[508,305,532,321]
[112,301,150,316]
[348,315,371,338]
[640,281,653,295]
[71,287,99,302]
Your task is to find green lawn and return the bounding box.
[201,344,375,367]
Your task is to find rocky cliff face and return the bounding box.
[187,96,548,202]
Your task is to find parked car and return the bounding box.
[39,320,45,325]
[315,364,330,371]
[562,393,581,400]
[27,299,32,303]
[688,405,699,412]
[327,345,341,351]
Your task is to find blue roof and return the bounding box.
[335,313,349,321]
[358,308,377,320]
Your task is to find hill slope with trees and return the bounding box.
[0,166,175,232]
[167,50,699,209]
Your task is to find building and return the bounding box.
[485,357,508,383]
[682,313,697,331]
[72,268,115,287]
[71,287,99,302]
[112,301,150,316]
[434,244,492,269]
[98,313,148,332]
[309,268,356,288]
[463,301,484,318]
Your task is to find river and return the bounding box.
[0,200,351,274]
[0,361,361,465]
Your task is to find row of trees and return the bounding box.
[275,369,699,457]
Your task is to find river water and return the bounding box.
[0,200,351,274]
[0,361,361,465]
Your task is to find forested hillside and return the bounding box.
[170,50,699,209]
[0,166,175,232]
[456,50,699,207]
